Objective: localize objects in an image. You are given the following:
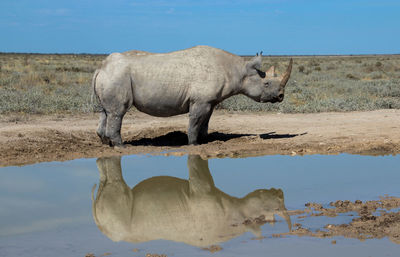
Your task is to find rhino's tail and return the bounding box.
[91,69,102,112]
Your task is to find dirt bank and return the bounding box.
[1,109,400,167]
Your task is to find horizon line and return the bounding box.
[1,51,400,57]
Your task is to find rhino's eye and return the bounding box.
[264,81,271,87]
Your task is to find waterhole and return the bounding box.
[1,154,399,257]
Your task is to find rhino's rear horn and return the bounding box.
[280,58,293,88]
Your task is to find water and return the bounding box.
[0,154,399,257]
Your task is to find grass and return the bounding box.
[1,53,400,114]
[0,53,103,114]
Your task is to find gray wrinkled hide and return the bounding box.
[92,155,291,247]
[93,46,292,146]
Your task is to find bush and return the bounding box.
[346,74,360,80]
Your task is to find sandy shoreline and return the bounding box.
[1,109,399,167]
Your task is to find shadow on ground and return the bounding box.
[126,131,306,147]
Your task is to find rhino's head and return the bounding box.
[242,53,293,103]
[241,188,292,232]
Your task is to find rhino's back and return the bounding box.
[100,46,242,83]
[128,45,241,79]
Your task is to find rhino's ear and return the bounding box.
[246,55,262,74]
[265,66,275,77]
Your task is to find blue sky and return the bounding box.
[0,0,399,54]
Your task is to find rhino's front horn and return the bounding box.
[280,58,293,88]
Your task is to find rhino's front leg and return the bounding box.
[188,102,212,145]
[198,107,214,142]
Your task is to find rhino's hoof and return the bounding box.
[101,137,110,145]
[113,143,126,149]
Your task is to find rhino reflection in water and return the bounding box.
[92,155,291,248]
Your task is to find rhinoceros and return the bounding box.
[92,155,291,247]
[92,46,292,146]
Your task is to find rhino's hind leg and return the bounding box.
[97,110,110,145]
[105,113,124,147]
[188,103,212,145]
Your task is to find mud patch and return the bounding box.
[202,245,223,253]
[274,196,400,244]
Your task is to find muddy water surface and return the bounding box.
[0,154,399,257]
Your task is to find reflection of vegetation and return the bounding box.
[1,53,400,114]
[92,155,290,248]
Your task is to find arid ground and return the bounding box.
[1,109,399,167]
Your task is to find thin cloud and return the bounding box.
[166,7,175,14]
[36,8,70,16]
[130,0,285,7]
[0,197,52,215]
[0,176,45,193]
[0,216,90,237]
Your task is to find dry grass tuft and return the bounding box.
[1,53,400,114]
